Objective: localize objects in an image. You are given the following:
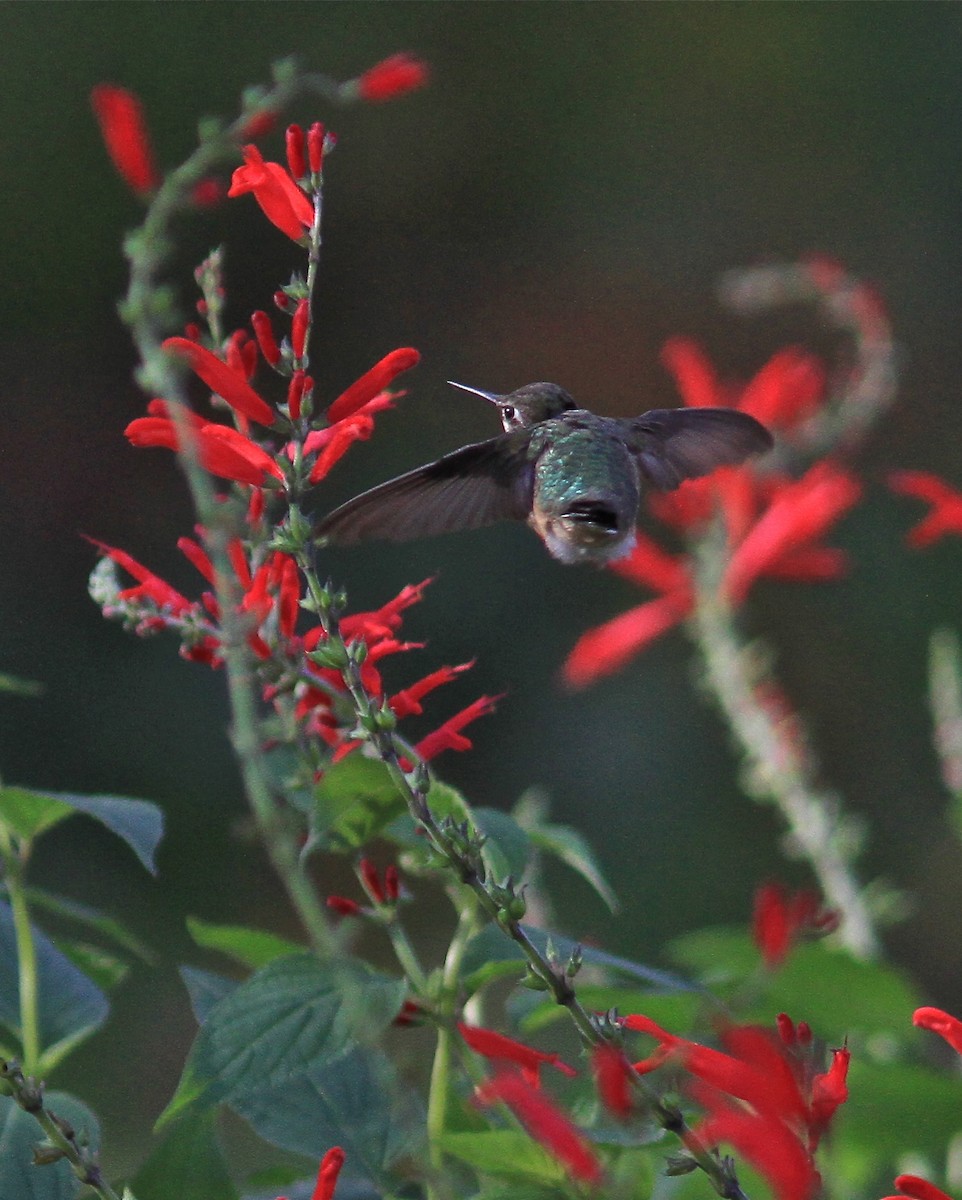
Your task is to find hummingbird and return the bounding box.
[315,381,773,565]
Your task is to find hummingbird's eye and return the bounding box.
[502,405,516,423]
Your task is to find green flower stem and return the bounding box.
[0,827,40,1073]
[296,550,749,1200]
[426,897,480,1184]
[0,1060,125,1200]
[384,917,429,994]
[691,533,879,960]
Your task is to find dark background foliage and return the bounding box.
[2,0,962,1170]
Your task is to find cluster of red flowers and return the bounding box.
[563,328,864,688]
[90,65,496,770]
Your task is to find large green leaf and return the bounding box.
[22,888,156,963]
[0,788,163,873]
[0,1091,100,1200]
[526,822,619,914]
[439,1131,567,1184]
[670,928,921,1038]
[314,757,407,850]
[159,954,406,1126]
[186,918,303,969]
[473,808,531,881]
[131,1110,237,1200]
[178,966,237,1025]
[0,902,108,1057]
[231,1044,424,1187]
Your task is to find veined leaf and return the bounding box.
[186,917,303,968]
[438,1130,566,1184]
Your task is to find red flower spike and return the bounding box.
[914,1006,962,1054]
[125,412,284,487]
[884,1176,956,1200]
[326,896,362,917]
[162,337,276,426]
[251,311,281,366]
[415,694,502,761]
[90,84,159,195]
[311,1148,346,1200]
[228,144,313,241]
[292,299,310,360]
[326,348,421,424]
[474,1071,603,1185]
[889,471,962,547]
[694,1088,818,1200]
[359,858,385,904]
[308,122,325,174]
[592,1043,635,1119]
[389,661,474,718]
[357,54,429,103]
[87,538,193,614]
[562,590,693,690]
[459,1023,577,1088]
[723,463,862,605]
[285,124,307,181]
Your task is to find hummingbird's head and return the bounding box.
[447,380,578,432]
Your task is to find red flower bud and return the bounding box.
[308,122,325,175]
[251,311,281,366]
[292,299,310,360]
[90,84,159,195]
[357,54,429,103]
[285,124,306,181]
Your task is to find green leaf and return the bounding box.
[52,940,129,993]
[0,672,43,697]
[0,1091,99,1200]
[43,791,164,874]
[839,1058,962,1165]
[438,1130,567,1184]
[179,966,237,1025]
[526,822,619,914]
[186,918,303,968]
[0,901,108,1056]
[23,888,156,964]
[474,808,531,881]
[314,757,407,850]
[0,788,72,841]
[131,1110,237,1200]
[670,929,922,1037]
[230,1044,424,1187]
[159,954,406,1127]
[0,788,163,873]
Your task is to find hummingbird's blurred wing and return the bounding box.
[629,407,773,489]
[315,436,532,546]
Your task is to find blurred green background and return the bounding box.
[4,0,962,1171]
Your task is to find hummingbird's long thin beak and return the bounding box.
[447,380,502,405]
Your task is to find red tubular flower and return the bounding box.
[126,409,284,487]
[592,1043,635,1119]
[415,694,502,761]
[752,881,837,969]
[723,462,861,605]
[459,1023,576,1088]
[383,864,400,901]
[389,662,474,718]
[311,1148,345,1200]
[694,1087,818,1200]
[359,858,385,904]
[808,1046,849,1148]
[337,578,433,643]
[308,121,326,174]
[883,1176,956,1200]
[228,144,314,240]
[285,124,306,181]
[661,338,722,408]
[90,84,159,195]
[278,556,300,639]
[326,896,362,917]
[888,471,962,547]
[162,337,276,426]
[87,539,193,613]
[326,348,421,424]
[562,589,693,690]
[292,299,310,360]
[251,311,281,366]
[913,1006,962,1054]
[356,54,429,103]
[306,393,397,484]
[474,1071,603,1186]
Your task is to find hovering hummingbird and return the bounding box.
[315,381,773,565]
